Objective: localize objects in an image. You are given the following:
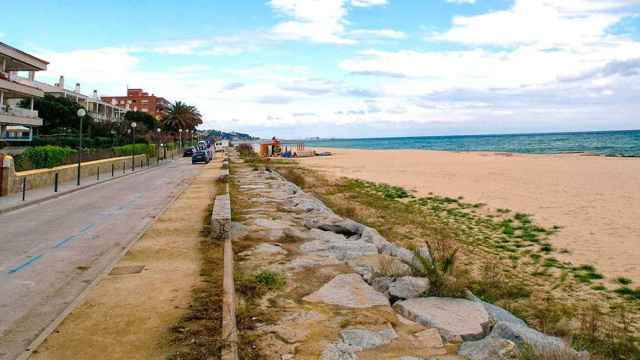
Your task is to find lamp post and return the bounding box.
[179,129,183,153]
[130,122,137,171]
[156,128,161,162]
[76,108,86,186]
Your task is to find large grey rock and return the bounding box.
[321,343,358,360]
[254,243,287,254]
[466,292,526,326]
[304,274,390,308]
[291,195,331,213]
[302,229,378,260]
[491,322,589,359]
[308,228,350,243]
[388,276,429,299]
[341,326,397,350]
[393,298,490,341]
[254,218,292,230]
[482,302,526,327]
[458,336,519,360]
[287,254,341,271]
[318,219,364,237]
[360,227,393,250]
[371,276,394,294]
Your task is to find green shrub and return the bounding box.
[19,145,75,169]
[113,143,155,158]
[409,240,468,298]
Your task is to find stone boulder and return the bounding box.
[341,326,398,350]
[304,274,390,308]
[458,336,520,360]
[466,292,527,327]
[388,276,429,299]
[302,229,378,260]
[371,276,394,294]
[321,343,358,360]
[254,243,287,254]
[287,254,341,271]
[393,298,490,342]
[318,219,364,237]
[491,322,589,360]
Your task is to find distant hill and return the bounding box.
[206,130,257,140]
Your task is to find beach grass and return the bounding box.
[269,161,640,359]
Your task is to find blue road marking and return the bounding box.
[8,255,43,274]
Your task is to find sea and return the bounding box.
[304,130,640,157]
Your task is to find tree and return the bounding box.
[161,101,203,133]
[124,111,157,131]
[20,95,93,135]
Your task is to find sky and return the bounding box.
[3,0,640,138]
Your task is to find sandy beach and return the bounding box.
[298,147,640,283]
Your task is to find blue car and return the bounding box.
[191,149,210,164]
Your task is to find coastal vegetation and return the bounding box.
[257,157,640,359]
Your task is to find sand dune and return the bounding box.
[298,148,640,283]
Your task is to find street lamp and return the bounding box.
[130,122,137,171]
[76,108,86,186]
[156,128,161,162]
[179,129,183,152]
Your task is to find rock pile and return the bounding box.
[231,153,588,360]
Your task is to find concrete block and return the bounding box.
[211,193,231,241]
[217,169,230,183]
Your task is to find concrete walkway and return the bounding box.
[0,158,202,360]
[0,159,174,214]
[29,160,220,360]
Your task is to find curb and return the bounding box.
[15,165,196,360]
[216,153,238,360]
[0,160,177,215]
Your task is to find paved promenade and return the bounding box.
[0,158,201,359]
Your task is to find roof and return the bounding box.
[0,42,49,70]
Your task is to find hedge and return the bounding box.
[18,146,76,169]
[113,143,156,158]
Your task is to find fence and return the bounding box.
[0,149,178,199]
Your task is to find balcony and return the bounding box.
[0,105,43,127]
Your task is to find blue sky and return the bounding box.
[3,0,640,138]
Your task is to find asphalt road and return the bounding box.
[0,158,202,359]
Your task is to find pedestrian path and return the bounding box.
[0,159,176,214]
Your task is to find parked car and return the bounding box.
[183,147,195,157]
[192,149,210,164]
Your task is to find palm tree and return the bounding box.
[161,101,203,133]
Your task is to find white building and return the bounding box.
[17,75,126,123]
[215,139,230,148]
[87,90,126,123]
[0,42,47,143]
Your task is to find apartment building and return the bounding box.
[0,42,48,143]
[101,88,170,120]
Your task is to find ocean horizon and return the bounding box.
[304,129,640,157]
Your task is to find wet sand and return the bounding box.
[298,147,640,283]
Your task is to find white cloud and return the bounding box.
[432,0,635,47]
[350,29,407,39]
[269,0,397,44]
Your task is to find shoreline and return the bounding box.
[308,146,640,158]
[297,147,640,283]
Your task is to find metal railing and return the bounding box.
[0,106,40,119]
[5,152,177,206]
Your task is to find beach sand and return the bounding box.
[298,147,640,283]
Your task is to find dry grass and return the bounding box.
[267,162,640,359]
[167,204,225,360]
